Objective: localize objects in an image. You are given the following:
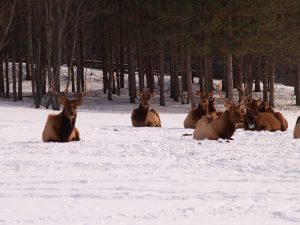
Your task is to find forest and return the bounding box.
[1,0,300,110]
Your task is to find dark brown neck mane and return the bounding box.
[135,104,149,122]
[58,108,77,142]
[197,103,207,115]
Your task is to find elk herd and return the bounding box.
[41,83,300,143]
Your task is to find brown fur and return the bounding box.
[244,99,288,131]
[208,96,223,120]
[193,101,244,140]
[293,116,300,138]
[131,91,161,127]
[183,92,210,128]
[42,94,83,142]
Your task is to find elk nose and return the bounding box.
[69,112,75,117]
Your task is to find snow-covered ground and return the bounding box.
[1,66,300,225]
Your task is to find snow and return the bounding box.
[1,66,300,224]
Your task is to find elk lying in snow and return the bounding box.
[244,99,288,132]
[193,100,245,140]
[42,86,86,142]
[293,117,300,138]
[183,91,210,129]
[131,90,161,127]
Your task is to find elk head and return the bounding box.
[137,90,155,110]
[50,83,86,120]
[224,100,246,124]
[258,100,275,113]
[194,91,211,109]
[57,93,84,120]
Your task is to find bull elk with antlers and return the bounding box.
[42,85,86,142]
[193,99,246,140]
[131,90,161,127]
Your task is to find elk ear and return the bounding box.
[137,90,143,97]
[149,91,155,97]
[58,95,67,105]
[224,100,232,109]
[210,97,216,102]
[194,91,201,97]
[75,96,84,106]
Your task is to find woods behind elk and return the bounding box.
[1,0,300,109]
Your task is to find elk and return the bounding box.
[293,117,300,138]
[193,99,246,140]
[42,85,86,142]
[131,90,161,127]
[258,100,288,131]
[183,91,210,129]
[244,99,288,132]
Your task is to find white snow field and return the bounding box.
[1,68,300,224]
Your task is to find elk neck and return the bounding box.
[197,102,207,115]
[208,102,216,114]
[136,103,149,121]
[217,110,237,138]
[58,107,77,141]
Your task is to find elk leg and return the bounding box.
[74,127,80,141]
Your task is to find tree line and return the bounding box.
[1,0,300,110]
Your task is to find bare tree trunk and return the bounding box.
[174,54,179,102]
[114,35,121,96]
[35,14,42,104]
[263,56,269,102]
[222,56,227,93]
[254,57,261,92]
[0,0,17,51]
[237,56,243,102]
[102,47,108,94]
[119,2,125,88]
[0,51,4,96]
[5,51,9,97]
[186,45,196,108]
[128,41,136,103]
[269,59,275,107]
[145,56,152,89]
[207,55,213,92]
[199,56,204,92]
[71,65,75,92]
[12,36,17,101]
[170,55,175,98]
[76,22,83,92]
[296,61,300,106]
[204,54,208,92]
[67,2,81,93]
[45,0,59,110]
[18,58,23,100]
[27,0,39,108]
[159,41,165,106]
[107,26,113,101]
[137,42,144,91]
[227,52,233,100]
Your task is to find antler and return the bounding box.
[49,83,65,96]
[76,80,88,98]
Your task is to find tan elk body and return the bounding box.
[42,88,85,142]
[131,91,161,127]
[293,117,300,138]
[193,100,245,140]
